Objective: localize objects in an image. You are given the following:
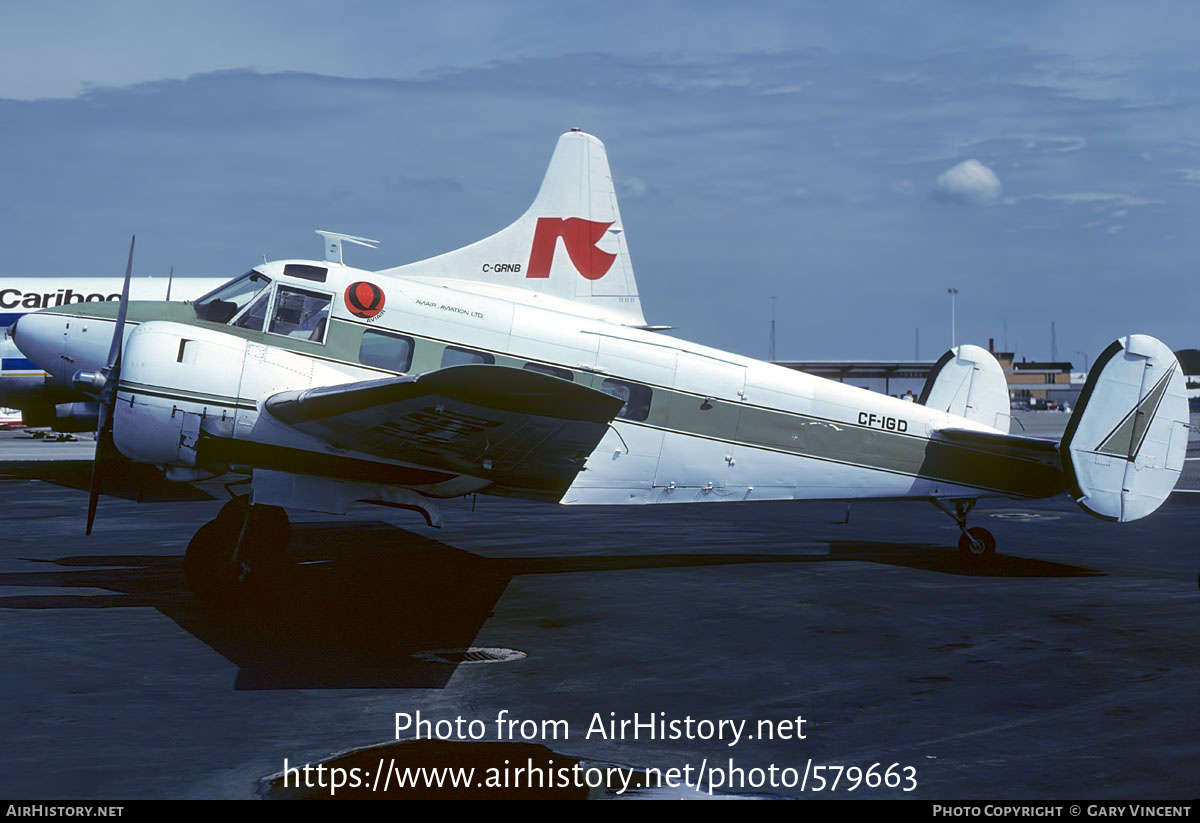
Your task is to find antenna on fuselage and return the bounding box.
[316,230,379,265]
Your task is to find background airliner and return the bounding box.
[0,276,224,425]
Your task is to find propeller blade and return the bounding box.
[165,264,174,301]
[86,234,135,534]
[105,235,135,369]
[85,427,117,535]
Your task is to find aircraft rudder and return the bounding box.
[920,344,1011,432]
[1060,334,1189,522]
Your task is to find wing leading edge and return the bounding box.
[264,364,625,500]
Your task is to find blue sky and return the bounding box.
[0,1,1195,362]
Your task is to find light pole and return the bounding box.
[947,288,959,349]
[769,296,777,361]
[1076,350,1089,374]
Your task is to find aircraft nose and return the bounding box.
[11,311,69,377]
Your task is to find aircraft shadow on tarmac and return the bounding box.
[0,521,1101,691]
[0,460,217,502]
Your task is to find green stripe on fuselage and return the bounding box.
[44,301,1065,499]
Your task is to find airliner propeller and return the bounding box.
[84,235,135,535]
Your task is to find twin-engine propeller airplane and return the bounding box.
[11,130,1191,602]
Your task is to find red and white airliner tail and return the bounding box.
[377,130,645,327]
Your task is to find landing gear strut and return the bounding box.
[932,499,996,563]
[184,496,290,603]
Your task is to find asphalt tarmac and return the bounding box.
[0,416,1196,800]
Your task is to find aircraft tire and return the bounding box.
[240,505,290,576]
[184,505,290,603]
[957,527,996,561]
[184,517,244,604]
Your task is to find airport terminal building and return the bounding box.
[776,344,1095,410]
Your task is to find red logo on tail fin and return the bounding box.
[526,217,616,280]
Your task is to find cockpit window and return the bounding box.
[268,286,332,343]
[231,291,271,332]
[194,271,271,324]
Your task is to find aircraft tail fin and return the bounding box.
[919,344,1011,433]
[1060,334,1189,522]
[377,130,646,326]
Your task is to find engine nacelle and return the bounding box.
[53,401,100,432]
[0,374,80,427]
[112,321,247,472]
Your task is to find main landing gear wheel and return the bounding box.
[932,499,998,566]
[957,526,996,561]
[185,499,291,604]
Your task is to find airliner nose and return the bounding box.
[11,311,70,378]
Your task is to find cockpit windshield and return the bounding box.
[193,270,271,324]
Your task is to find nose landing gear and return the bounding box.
[184,495,290,603]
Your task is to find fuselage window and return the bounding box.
[194,270,270,324]
[268,285,332,343]
[442,345,495,367]
[231,291,271,332]
[601,378,652,421]
[282,263,328,283]
[523,362,573,381]
[360,329,415,372]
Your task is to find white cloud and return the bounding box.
[935,159,1002,204]
[622,176,651,199]
[1031,192,1163,207]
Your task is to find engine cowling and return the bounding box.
[111,321,247,472]
[0,374,82,427]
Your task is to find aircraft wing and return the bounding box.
[264,364,624,498]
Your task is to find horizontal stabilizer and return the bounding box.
[920,345,1011,433]
[936,427,1061,466]
[265,365,624,499]
[1060,335,1189,522]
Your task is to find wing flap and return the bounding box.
[265,364,624,499]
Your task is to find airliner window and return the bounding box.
[442,346,495,367]
[194,271,270,323]
[523,362,573,381]
[601,378,651,421]
[360,330,414,372]
[268,286,332,343]
[232,291,271,332]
